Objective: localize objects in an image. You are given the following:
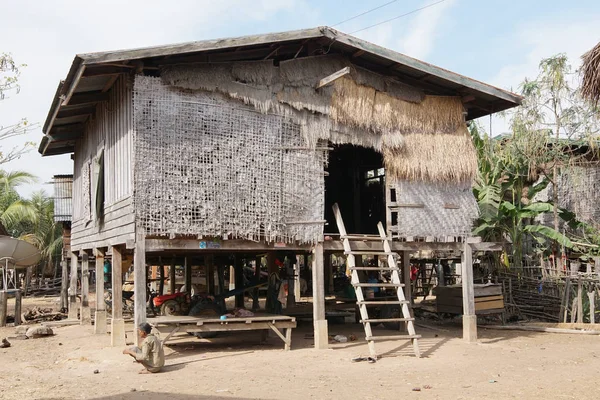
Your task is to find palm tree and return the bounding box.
[0,170,37,233]
[20,190,62,277]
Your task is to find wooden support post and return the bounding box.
[588,291,596,324]
[294,255,301,301]
[206,255,215,296]
[68,252,79,320]
[402,251,412,306]
[169,258,176,294]
[0,291,7,327]
[325,253,334,295]
[217,264,225,295]
[134,229,147,346]
[60,259,68,311]
[94,249,106,334]
[80,251,91,325]
[312,242,328,349]
[461,242,477,342]
[577,279,583,324]
[184,257,192,294]
[267,252,277,275]
[234,256,244,308]
[158,257,165,296]
[229,264,236,290]
[253,256,261,310]
[110,245,126,346]
[14,290,22,326]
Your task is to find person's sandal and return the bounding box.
[351,356,367,362]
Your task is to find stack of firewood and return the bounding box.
[21,307,66,323]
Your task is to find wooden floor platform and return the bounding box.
[148,313,297,350]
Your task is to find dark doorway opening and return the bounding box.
[325,144,385,235]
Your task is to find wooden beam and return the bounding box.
[80,251,91,325]
[184,256,192,294]
[461,94,476,103]
[102,75,120,93]
[111,245,126,346]
[68,252,79,320]
[158,257,165,296]
[234,256,244,308]
[316,67,350,89]
[94,248,107,334]
[14,290,22,326]
[82,65,131,77]
[0,291,6,327]
[134,229,147,345]
[67,91,110,106]
[352,50,366,58]
[462,242,477,342]
[60,259,69,311]
[49,123,85,140]
[56,106,96,119]
[169,258,176,294]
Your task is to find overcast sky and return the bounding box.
[2,0,600,197]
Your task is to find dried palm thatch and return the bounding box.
[160,56,476,183]
[330,77,465,135]
[383,126,477,183]
[582,41,600,104]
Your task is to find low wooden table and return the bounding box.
[148,314,297,350]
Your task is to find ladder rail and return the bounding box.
[332,203,420,359]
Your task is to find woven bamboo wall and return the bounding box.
[132,76,326,243]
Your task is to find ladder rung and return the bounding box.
[349,267,399,271]
[353,283,404,287]
[341,235,389,241]
[357,300,409,305]
[366,335,421,341]
[345,251,395,256]
[361,318,414,323]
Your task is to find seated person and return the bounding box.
[122,322,165,374]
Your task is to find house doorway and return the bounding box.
[324,144,386,235]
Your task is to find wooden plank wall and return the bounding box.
[71,75,135,251]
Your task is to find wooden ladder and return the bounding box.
[333,203,421,359]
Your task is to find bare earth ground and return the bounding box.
[1,297,600,400]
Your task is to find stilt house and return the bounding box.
[39,27,521,346]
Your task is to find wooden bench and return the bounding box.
[148,314,297,350]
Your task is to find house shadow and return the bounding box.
[50,392,254,400]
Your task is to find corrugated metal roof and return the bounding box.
[39,26,522,156]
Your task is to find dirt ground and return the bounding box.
[1,297,600,400]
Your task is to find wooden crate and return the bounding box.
[435,284,504,315]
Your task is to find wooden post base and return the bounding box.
[94,310,107,334]
[111,318,126,346]
[68,296,78,320]
[463,314,477,342]
[313,319,329,349]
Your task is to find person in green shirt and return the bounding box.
[122,322,165,374]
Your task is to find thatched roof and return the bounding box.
[582,41,600,104]
[155,56,477,183]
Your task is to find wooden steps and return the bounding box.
[332,202,421,359]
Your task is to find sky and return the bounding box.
[2,0,600,197]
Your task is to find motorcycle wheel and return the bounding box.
[160,299,181,316]
[188,303,221,339]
